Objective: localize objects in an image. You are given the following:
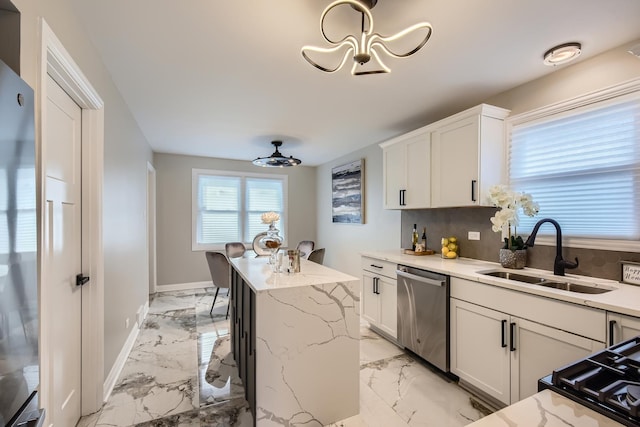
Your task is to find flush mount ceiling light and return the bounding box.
[543,42,582,66]
[252,141,302,168]
[301,0,433,75]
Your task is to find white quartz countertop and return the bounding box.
[467,389,624,426]
[230,256,358,293]
[361,250,640,317]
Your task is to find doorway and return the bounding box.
[38,19,105,426]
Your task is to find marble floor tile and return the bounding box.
[359,325,404,365]
[199,398,253,427]
[199,334,245,406]
[326,380,410,427]
[360,353,483,426]
[81,289,489,427]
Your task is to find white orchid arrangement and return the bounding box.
[261,211,280,224]
[488,185,539,250]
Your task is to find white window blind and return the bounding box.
[193,170,286,250]
[509,94,640,241]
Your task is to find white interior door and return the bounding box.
[44,74,82,427]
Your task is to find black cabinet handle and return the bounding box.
[374,277,380,294]
[501,319,507,348]
[370,264,383,269]
[399,190,403,206]
[510,322,516,352]
[399,189,406,206]
[76,274,90,287]
[609,320,617,346]
[471,180,477,202]
[372,277,377,295]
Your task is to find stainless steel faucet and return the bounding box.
[524,218,579,276]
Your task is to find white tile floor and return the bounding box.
[78,289,485,426]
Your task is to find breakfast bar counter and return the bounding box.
[229,256,360,426]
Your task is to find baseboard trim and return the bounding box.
[103,320,140,402]
[156,281,212,292]
[137,300,150,328]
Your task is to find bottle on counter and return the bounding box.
[421,227,427,250]
[412,224,419,251]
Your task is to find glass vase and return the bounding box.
[259,222,283,266]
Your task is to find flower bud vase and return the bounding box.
[499,248,527,269]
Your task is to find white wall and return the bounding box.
[13,0,154,378]
[316,144,400,278]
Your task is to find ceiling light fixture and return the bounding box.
[301,0,433,75]
[252,141,302,168]
[543,42,582,66]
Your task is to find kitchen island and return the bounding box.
[229,256,360,427]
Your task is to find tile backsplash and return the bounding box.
[401,207,640,282]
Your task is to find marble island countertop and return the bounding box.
[230,256,358,293]
[467,389,624,426]
[361,250,640,317]
[229,256,360,425]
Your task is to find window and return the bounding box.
[192,169,287,250]
[508,86,640,251]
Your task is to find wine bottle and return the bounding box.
[421,227,427,250]
[412,224,419,251]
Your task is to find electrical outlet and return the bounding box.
[468,231,481,241]
[125,317,130,329]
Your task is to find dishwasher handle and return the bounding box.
[396,270,445,287]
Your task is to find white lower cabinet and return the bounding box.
[608,312,640,345]
[450,277,606,406]
[511,317,604,403]
[361,257,397,338]
[450,299,510,404]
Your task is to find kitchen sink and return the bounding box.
[534,280,612,294]
[480,270,615,294]
[482,271,551,284]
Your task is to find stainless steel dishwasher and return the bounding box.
[397,265,449,372]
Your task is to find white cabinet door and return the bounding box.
[378,276,397,338]
[382,132,430,209]
[362,272,379,325]
[431,115,480,207]
[362,272,397,339]
[510,317,604,404]
[608,312,640,345]
[450,298,510,405]
[404,135,430,208]
[383,142,406,209]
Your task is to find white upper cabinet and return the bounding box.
[380,104,509,210]
[431,104,510,207]
[381,130,431,209]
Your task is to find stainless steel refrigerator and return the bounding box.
[0,59,44,426]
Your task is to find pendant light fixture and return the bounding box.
[252,141,302,167]
[301,0,433,75]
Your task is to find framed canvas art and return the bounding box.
[332,159,364,224]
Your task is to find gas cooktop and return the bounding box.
[539,336,640,426]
